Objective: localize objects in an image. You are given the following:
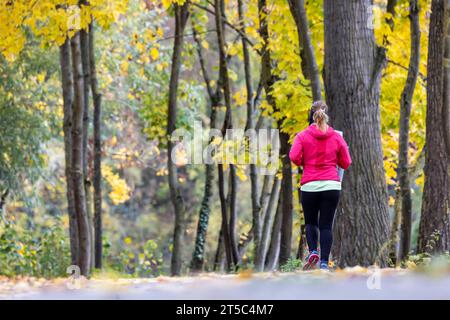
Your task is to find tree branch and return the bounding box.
[370,46,387,91]
[192,2,259,54]
[387,59,427,84]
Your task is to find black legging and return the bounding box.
[301,190,340,262]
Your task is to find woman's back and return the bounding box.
[289,100,352,271]
[289,124,351,185]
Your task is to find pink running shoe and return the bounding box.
[303,250,319,270]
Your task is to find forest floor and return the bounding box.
[1,267,450,300]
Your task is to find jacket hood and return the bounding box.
[306,124,335,139]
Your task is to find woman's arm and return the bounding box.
[289,133,303,166]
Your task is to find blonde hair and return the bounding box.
[311,101,329,132]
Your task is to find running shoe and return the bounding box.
[302,250,319,270]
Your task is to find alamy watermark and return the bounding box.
[366,268,382,290]
[170,121,280,175]
[66,265,81,290]
[367,4,388,30]
[67,5,81,31]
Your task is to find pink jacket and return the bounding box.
[289,125,352,185]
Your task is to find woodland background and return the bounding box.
[0,0,449,279]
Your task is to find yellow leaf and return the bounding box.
[156,27,164,38]
[150,47,159,60]
[388,196,395,206]
[120,60,129,74]
[111,136,117,146]
[37,72,46,83]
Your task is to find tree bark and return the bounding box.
[238,0,262,269]
[190,162,215,272]
[255,177,281,271]
[0,189,9,223]
[265,197,282,271]
[60,39,79,266]
[418,0,450,254]
[295,178,307,261]
[228,165,240,265]
[258,0,294,267]
[70,32,91,276]
[384,0,398,45]
[217,164,233,270]
[253,174,272,268]
[389,188,402,265]
[190,25,221,272]
[215,0,238,271]
[444,0,450,228]
[287,0,322,101]
[213,227,225,272]
[398,0,421,261]
[390,146,426,264]
[445,0,450,157]
[258,175,274,224]
[80,27,94,271]
[278,132,294,266]
[296,224,306,260]
[287,0,322,266]
[89,23,103,269]
[324,0,390,267]
[168,2,190,276]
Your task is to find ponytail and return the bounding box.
[310,101,329,132]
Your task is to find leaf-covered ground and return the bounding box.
[1,267,450,300]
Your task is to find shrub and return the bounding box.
[0,219,70,278]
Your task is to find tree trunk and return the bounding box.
[390,146,426,264]
[444,0,450,157]
[70,32,91,276]
[444,0,450,230]
[60,39,79,266]
[324,0,390,267]
[384,0,398,45]
[213,227,225,272]
[168,2,190,276]
[80,28,90,201]
[389,189,402,264]
[89,23,103,269]
[287,0,322,101]
[80,27,94,271]
[418,0,450,254]
[215,0,238,271]
[287,0,322,265]
[258,0,294,267]
[278,132,294,266]
[295,179,307,260]
[228,165,240,265]
[255,177,281,271]
[398,0,421,261]
[265,197,282,271]
[296,224,306,260]
[258,175,274,224]
[253,174,273,268]
[217,164,233,270]
[445,0,450,157]
[190,163,214,272]
[237,0,262,268]
[190,25,220,272]
[0,190,9,223]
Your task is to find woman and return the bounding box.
[289,101,351,270]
